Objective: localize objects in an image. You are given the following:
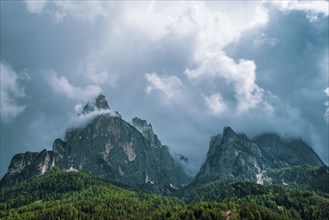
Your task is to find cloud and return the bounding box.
[325,88,329,122]
[121,2,269,113]
[46,72,102,101]
[325,102,329,123]
[185,51,265,112]
[4,1,328,176]
[271,0,329,22]
[53,1,108,23]
[202,93,229,116]
[324,88,329,96]
[145,72,183,103]
[70,108,119,130]
[0,63,26,122]
[25,0,108,22]
[82,61,118,87]
[25,0,47,14]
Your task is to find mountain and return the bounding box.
[0,94,190,193]
[1,109,328,219]
[195,126,325,184]
[253,133,324,168]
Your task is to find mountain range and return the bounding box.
[1,94,328,219]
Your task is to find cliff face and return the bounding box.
[195,127,325,184]
[253,133,324,168]
[0,150,55,188]
[196,127,267,182]
[0,95,190,193]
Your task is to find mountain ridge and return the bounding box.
[1,94,326,194]
[0,94,191,193]
[195,126,325,184]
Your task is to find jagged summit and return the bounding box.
[223,126,235,135]
[132,117,149,128]
[1,96,190,193]
[253,133,325,167]
[195,126,325,184]
[132,117,162,147]
[82,94,110,114]
[95,94,110,109]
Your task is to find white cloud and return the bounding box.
[145,72,183,102]
[46,72,102,101]
[25,0,47,14]
[83,61,118,87]
[202,93,228,116]
[74,103,83,114]
[0,63,26,122]
[122,2,268,59]
[324,101,329,123]
[123,2,174,41]
[53,1,108,23]
[272,0,329,22]
[325,88,329,123]
[185,51,265,112]
[324,88,329,96]
[125,2,269,112]
[25,0,108,22]
[70,108,119,129]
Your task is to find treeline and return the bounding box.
[178,179,329,219]
[1,168,328,219]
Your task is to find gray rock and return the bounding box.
[82,94,110,114]
[0,150,56,188]
[132,117,162,147]
[253,133,324,168]
[195,127,325,184]
[0,95,190,193]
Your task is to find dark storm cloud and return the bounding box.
[1,1,328,177]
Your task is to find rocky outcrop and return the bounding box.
[0,150,56,188]
[196,127,267,182]
[0,94,190,193]
[195,127,325,184]
[132,117,162,148]
[253,133,324,168]
[82,94,110,114]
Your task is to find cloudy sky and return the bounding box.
[1,1,328,177]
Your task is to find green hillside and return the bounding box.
[1,167,328,220]
[267,165,329,193]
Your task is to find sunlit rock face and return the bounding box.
[195,127,325,184]
[0,94,191,193]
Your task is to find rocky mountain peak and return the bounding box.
[223,126,235,136]
[95,94,110,110]
[132,117,162,147]
[253,133,325,167]
[1,95,190,192]
[196,126,265,182]
[82,94,110,114]
[132,117,149,128]
[195,127,325,184]
[0,150,56,189]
